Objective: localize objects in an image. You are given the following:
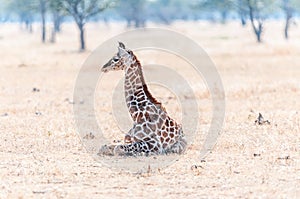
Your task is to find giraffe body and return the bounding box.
[99,42,186,156]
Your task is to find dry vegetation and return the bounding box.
[0,21,299,198]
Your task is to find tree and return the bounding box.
[8,0,47,42]
[245,0,275,43]
[237,0,247,26]
[195,0,235,24]
[8,0,38,32]
[281,0,300,39]
[117,0,146,28]
[0,0,11,23]
[247,0,263,42]
[39,0,47,43]
[49,0,65,33]
[61,0,110,51]
[282,0,293,39]
[49,0,66,43]
[148,0,198,24]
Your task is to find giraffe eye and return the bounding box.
[113,57,119,62]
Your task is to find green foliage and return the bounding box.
[245,0,278,17]
[7,0,39,22]
[49,0,65,13]
[282,0,300,12]
[0,0,11,22]
[60,0,112,50]
[194,0,236,23]
[116,0,146,27]
[149,0,198,22]
[61,0,112,25]
[199,0,236,10]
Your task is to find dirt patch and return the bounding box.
[0,22,299,198]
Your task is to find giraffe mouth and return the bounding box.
[101,67,109,73]
[101,61,111,73]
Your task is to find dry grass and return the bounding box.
[0,21,299,198]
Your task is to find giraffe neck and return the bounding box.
[124,55,160,121]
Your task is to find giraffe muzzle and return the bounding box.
[101,65,109,73]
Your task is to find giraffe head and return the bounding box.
[101,42,133,73]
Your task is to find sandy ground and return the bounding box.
[0,21,299,198]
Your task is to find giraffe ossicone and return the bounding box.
[98,42,187,156]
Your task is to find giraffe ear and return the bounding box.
[118,45,128,56]
[118,42,126,49]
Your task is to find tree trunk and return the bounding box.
[134,19,140,28]
[221,10,227,24]
[40,0,46,43]
[238,0,246,26]
[42,17,46,43]
[50,11,63,43]
[239,12,246,26]
[284,17,290,39]
[256,29,262,43]
[51,12,56,43]
[25,20,29,30]
[241,17,246,26]
[134,18,145,28]
[53,11,62,33]
[29,23,33,33]
[50,27,56,43]
[55,17,62,32]
[78,23,85,51]
[126,19,131,28]
[24,18,33,33]
[284,7,292,40]
[252,22,263,43]
[247,0,263,43]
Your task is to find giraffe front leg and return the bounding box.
[168,137,187,154]
[98,142,145,156]
[114,141,151,156]
[98,127,135,156]
[124,125,136,143]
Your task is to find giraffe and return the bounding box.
[98,42,187,156]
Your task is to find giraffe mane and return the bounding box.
[142,84,161,105]
[132,53,164,107]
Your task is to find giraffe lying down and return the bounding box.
[98,42,187,156]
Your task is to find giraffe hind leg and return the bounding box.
[167,137,187,154]
[98,144,116,156]
[98,141,150,156]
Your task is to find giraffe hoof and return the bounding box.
[98,145,115,156]
[113,145,127,156]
